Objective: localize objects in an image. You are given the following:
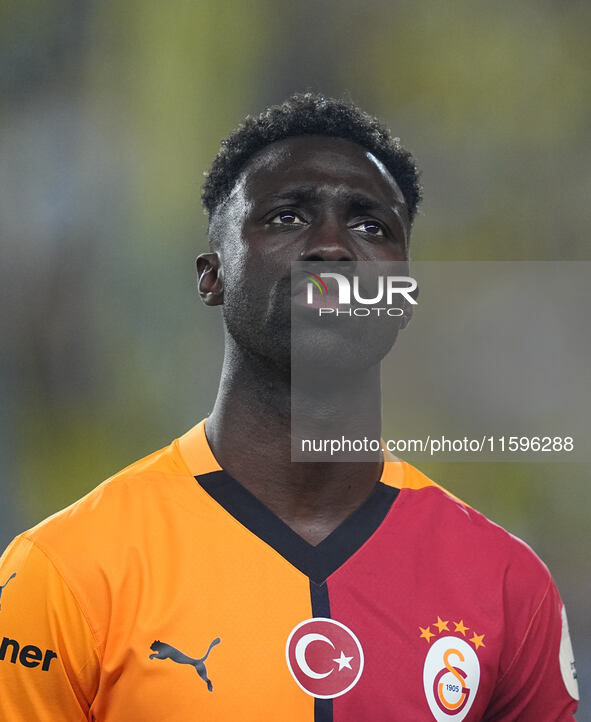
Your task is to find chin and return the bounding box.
[291,327,395,378]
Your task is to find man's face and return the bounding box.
[204,135,412,372]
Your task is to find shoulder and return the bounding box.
[5,423,214,652]
[24,436,189,554]
[14,417,217,566]
[383,458,552,595]
[22,419,218,553]
[381,459,564,687]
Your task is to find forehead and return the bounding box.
[236,135,407,211]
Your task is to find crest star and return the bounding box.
[419,625,435,643]
[434,616,449,633]
[454,620,469,636]
[470,632,485,650]
[333,651,353,671]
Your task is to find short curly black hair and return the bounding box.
[202,93,422,224]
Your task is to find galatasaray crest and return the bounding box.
[420,617,484,721]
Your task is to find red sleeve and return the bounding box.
[484,577,579,721]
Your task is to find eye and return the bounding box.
[350,219,385,236]
[268,210,306,226]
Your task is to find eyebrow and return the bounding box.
[263,185,321,204]
[263,185,400,214]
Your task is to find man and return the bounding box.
[0,94,578,720]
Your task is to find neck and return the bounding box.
[205,334,384,544]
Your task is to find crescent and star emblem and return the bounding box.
[295,633,354,678]
[286,617,364,698]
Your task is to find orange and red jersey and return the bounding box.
[0,420,579,720]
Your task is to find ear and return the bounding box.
[399,282,419,330]
[399,303,413,330]
[196,253,223,306]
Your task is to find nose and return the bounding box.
[299,219,355,262]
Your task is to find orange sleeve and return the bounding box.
[0,535,99,721]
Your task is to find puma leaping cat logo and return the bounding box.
[149,637,221,692]
[0,573,16,611]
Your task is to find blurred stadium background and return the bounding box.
[1,0,589,714]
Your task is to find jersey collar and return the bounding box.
[176,418,404,583]
[176,417,405,490]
